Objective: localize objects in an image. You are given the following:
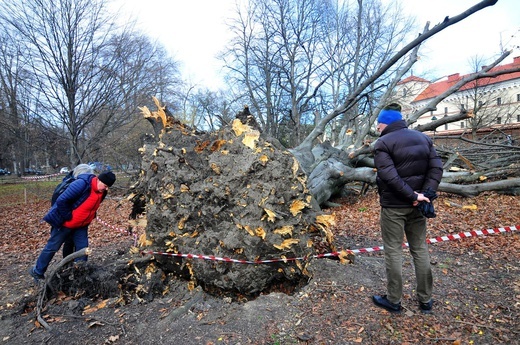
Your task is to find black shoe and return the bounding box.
[29,267,44,283]
[419,299,434,314]
[372,295,401,313]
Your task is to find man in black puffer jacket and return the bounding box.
[372,104,443,314]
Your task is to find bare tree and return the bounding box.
[0,0,182,170]
[0,30,27,174]
[224,0,415,147]
[298,1,520,203]
[222,0,520,203]
[222,0,287,139]
[0,0,128,165]
[186,88,235,131]
[81,32,182,165]
[0,29,58,174]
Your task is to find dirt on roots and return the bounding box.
[0,190,519,344]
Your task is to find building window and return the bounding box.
[497,97,502,106]
[497,117,501,124]
[517,114,520,122]
[478,100,483,108]
[402,88,408,97]
[517,94,520,102]
[444,107,448,114]
[460,121,465,128]
[444,123,448,130]
[460,104,465,110]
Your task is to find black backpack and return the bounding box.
[51,171,76,205]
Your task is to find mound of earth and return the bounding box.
[126,101,337,295]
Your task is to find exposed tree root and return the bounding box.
[35,248,91,332]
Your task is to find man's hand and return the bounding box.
[414,192,430,206]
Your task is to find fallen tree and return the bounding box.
[127,100,339,295]
[126,1,520,297]
[287,1,520,204]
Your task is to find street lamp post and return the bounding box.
[431,116,437,141]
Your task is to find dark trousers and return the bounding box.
[380,207,433,304]
[34,225,88,276]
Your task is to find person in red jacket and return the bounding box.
[372,103,443,314]
[29,169,116,282]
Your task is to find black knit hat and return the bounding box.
[98,171,116,187]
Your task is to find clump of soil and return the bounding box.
[126,103,335,296]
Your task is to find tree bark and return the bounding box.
[439,178,520,197]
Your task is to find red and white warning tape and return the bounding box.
[425,226,516,244]
[136,225,518,264]
[22,173,62,180]
[95,217,138,245]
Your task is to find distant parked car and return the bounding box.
[60,167,70,174]
[88,162,112,172]
[24,168,44,175]
[0,168,11,175]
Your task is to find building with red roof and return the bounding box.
[395,56,520,139]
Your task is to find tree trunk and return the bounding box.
[439,178,520,197]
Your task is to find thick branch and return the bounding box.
[439,178,520,197]
[414,110,472,132]
[296,0,498,151]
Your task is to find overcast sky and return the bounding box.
[111,0,519,89]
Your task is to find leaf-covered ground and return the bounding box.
[0,189,518,344]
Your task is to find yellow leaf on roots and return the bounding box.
[232,118,250,136]
[262,208,277,222]
[138,233,153,247]
[243,225,255,236]
[290,199,308,216]
[292,157,299,178]
[255,227,266,239]
[316,214,336,228]
[273,238,300,250]
[338,250,354,264]
[178,216,189,230]
[273,225,294,236]
[242,131,259,149]
[259,155,269,165]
